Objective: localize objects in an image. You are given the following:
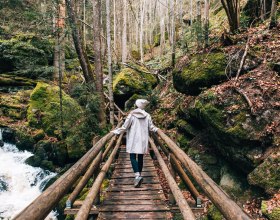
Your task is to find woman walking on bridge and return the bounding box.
[111,99,158,187]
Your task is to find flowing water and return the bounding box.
[0,129,57,219]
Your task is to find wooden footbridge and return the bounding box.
[14,99,252,220]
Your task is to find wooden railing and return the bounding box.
[13,132,115,220]
[153,129,251,220]
[14,108,124,220]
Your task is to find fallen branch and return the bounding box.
[224,48,243,80]
[234,38,250,85]
[234,87,255,115]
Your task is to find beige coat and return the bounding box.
[112,108,158,154]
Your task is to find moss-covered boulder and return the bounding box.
[27,82,86,160]
[0,74,36,88]
[113,64,157,106]
[178,68,279,192]
[173,50,260,96]
[173,52,227,96]
[0,89,31,120]
[248,151,280,194]
[124,94,146,111]
[0,33,53,79]
[1,127,16,143]
[185,89,262,172]
[15,129,35,151]
[28,82,81,136]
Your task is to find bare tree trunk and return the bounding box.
[196,0,202,50]
[83,0,86,43]
[160,5,165,56]
[106,0,114,126]
[171,0,176,67]
[66,0,94,83]
[54,0,66,81]
[113,0,117,63]
[122,0,128,63]
[140,0,146,63]
[204,0,209,48]
[149,0,153,46]
[93,0,106,126]
[269,0,278,29]
[190,0,193,25]
[221,0,240,33]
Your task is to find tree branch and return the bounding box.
[234,37,250,85]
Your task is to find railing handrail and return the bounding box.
[13,132,115,220]
[156,129,252,220]
[103,92,125,116]
[149,138,196,220]
[75,134,124,220]
[152,133,200,200]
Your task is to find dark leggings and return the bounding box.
[130,153,144,173]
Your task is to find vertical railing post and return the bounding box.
[118,110,121,121]
[92,136,101,205]
[168,153,176,205]
[93,156,101,205]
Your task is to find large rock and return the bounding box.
[27,82,86,160]
[173,52,227,96]
[0,33,53,79]
[178,68,280,193]
[173,50,260,96]
[248,151,280,194]
[113,64,157,107]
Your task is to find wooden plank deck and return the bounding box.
[98,146,172,219]
[64,146,203,219]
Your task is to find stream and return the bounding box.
[0,129,57,219]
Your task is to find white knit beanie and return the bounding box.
[135,99,149,110]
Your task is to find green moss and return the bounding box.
[15,130,35,151]
[262,201,280,220]
[177,134,191,151]
[131,50,141,60]
[173,52,227,95]
[41,160,55,171]
[0,88,31,121]
[124,94,146,110]
[207,204,224,220]
[192,92,249,141]
[57,195,71,219]
[0,33,54,79]
[182,88,267,172]
[25,155,41,167]
[32,129,45,141]
[153,33,161,47]
[113,67,157,96]
[248,151,280,194]
[27,82,86,160]
[176,119,197,137]
[28,82,81,136]
[0,74,36,87]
